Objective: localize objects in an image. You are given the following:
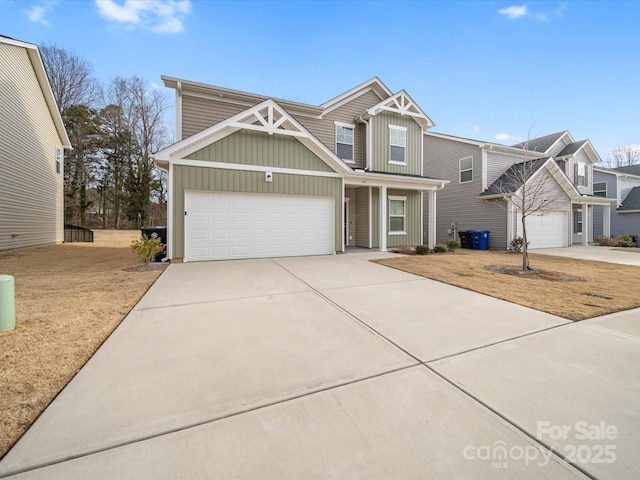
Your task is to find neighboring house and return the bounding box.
[424,130,615,249]
[153,77,448,262]
[593,165,640,239]
[0,35,71,251]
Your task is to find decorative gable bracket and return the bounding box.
[231,103,305,137]
[365,91,434,131]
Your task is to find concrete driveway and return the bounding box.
[1,254,639,479]
[533,245,640,266]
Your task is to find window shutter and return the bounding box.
[574,162,578,184]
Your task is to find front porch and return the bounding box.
[571,198,614,245]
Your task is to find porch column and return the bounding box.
[582,203,590,245]
[428,190,436,249]
[603,205,611,238]
[380,186,387,251]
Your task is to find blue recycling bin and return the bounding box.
[470,230,490,250]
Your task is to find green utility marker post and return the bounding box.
[0,275,15,331]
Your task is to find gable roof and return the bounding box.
[556,140,588,157]
[480,158,550,196]
[512,131,573,154]
[618,186,640,211]
[613,165,640,176]
[320,77,392,114]
[555,139,602,164]
[0,35,71,148]
[153,98,352,174]
[362,90,434,131]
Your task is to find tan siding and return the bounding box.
[387,189,422,247]
[355,187,370,247]
[371,112,422,175]
[0,43,64,251]
[186,129,333,172]
[371,188,380,248]
[182,95,251,139]
[172,165,341,258]
[345,187,356,246]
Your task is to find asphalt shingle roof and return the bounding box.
[612,165,640,176]
[480,158,549,196]
[556,140,588,157]
[618,186,640,211]
[512,132,566,153]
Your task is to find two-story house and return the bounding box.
[153,77,448,262]
[593,165,640,239]
[424,131,615,249]
[0,35,71,251]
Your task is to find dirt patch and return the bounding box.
[375,250,640,321]
[484,265,584,282]
[0,230,163,459]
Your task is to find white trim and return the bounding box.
[167,162,174,259]
[388,161,407,166]
[388,125,408,132]
[365,118,372,171]
[176,81,182,141]
[428,191,436,249]
[344,170,447,191]
[389,125,407,165]
[380,186,387,251]
[320,77,393,113]
[173,159,343,178]
[506,199,514,247]
[481,150,488,191]
[420,191,424,244]
[592,181,607,197]
[368,186,373,248]
[459,156,473,184]
[388,195,407,235]
[366,91,435,131]
[341,176,345,252]
[335,121,355,164]
[335,121,356,129]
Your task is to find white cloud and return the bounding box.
[95,0,191,34]
[22,3,55,25]
[495,133,521,143]
[150,82,161,90]
[473,125,481,132]
[498,5,528,19]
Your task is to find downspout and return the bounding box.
[356,115,371,171]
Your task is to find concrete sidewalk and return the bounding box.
[1,255,638,479]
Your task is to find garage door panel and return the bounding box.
[186,191,334,262]
[517,211,568,249]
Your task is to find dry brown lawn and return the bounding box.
[376,250,640,321]
[0,230,165,459]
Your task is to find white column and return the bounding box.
[603,205,611,238]
[428,190,436,249]
[380,186,387,251]
[582,204,590,245]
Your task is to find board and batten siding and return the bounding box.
[172,166,342,258]
[386,189,422,248]
[423,134,508,248]
[355,187,370,247]
[0,43,64,251]
[187,130,333,172]
[370,112,422,176]
[345,187,357,246]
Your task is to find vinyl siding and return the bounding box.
[186,129,333,172]
[565,150,593,195]
[355,187,370,247]
[424,134,508,248]
[0,43,64,251]
[386,189,422,247]
[182,95,249,139]
[593,171,640,238]
[345,187,357,246]
[370,112,422,176]
[486,151,526,187]
[546,138,570,157]
[172,165,342,258]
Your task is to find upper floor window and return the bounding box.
[389,125,406,164]
[335,123,354,163]
[55,147,61,174]
[389,196,406,234]
[459,156,473,183]
[576,163,586,186]
[593,181,607,197]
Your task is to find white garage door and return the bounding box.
[185,191,335,262]
[517,211,568,249]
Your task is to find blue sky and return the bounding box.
[1,0,639,155]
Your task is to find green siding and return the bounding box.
[371,112,422,176]
[186,129,333,172]
[371,188,379,248]
[172,165,342,258]
[386,189,422,247]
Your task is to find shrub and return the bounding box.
[395,244,415,255]
[615,235,636,247]
[446,240,460,252]
[433,244,448,253]
[509,236,526,252]
[595,236,619,247]
[130,235,164,263]
[416,245,429,255]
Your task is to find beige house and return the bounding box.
[154,77,448,262]
[0,35,70,251]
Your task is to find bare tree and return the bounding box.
[603,144,640,168]
[39,42,101,113]
[487,153,568,270]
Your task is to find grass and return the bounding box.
[0,231,165,460]
[375,250,640,321]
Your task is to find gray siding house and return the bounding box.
[0,36,71,251]
[593,165,640,239]
[154,77,448,262]
[424,131,615,249]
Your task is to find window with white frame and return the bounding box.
[389,125,406,164]
[55,147,61,174]
[389,196,406,234]
[576,163,586,186]
[593,181,607,197]
[459,156,473,183]
[575,209,583,234]
[335,123,354,162]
